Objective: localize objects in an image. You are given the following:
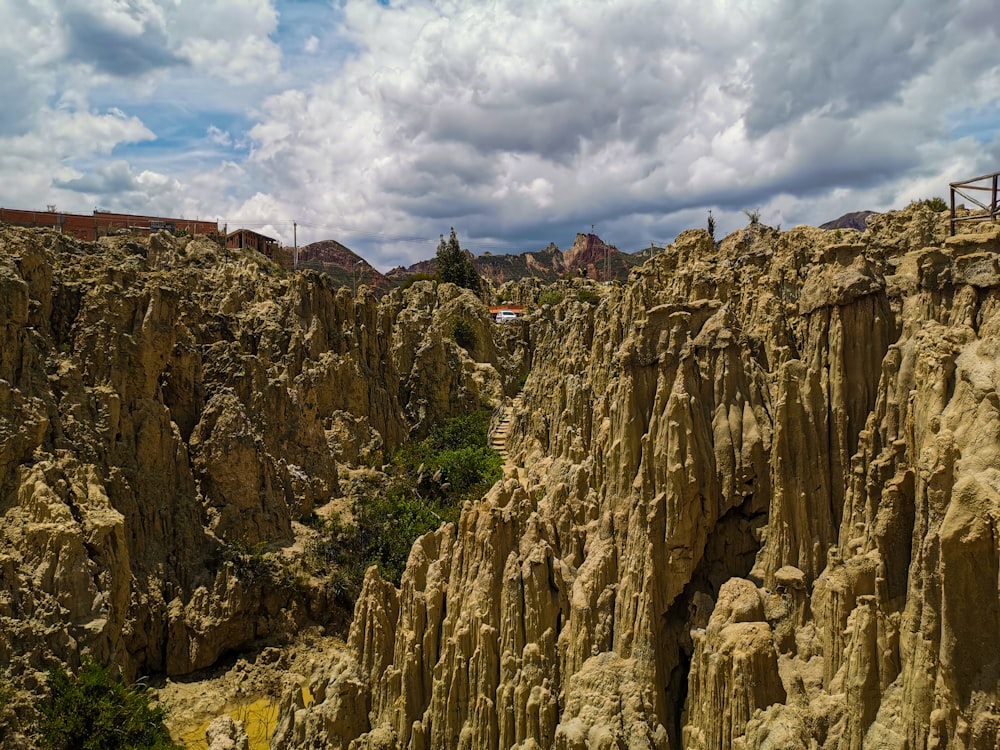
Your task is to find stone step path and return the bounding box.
[489,397,522,461]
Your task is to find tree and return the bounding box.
[435,228,482,294]
[707,210,716,241]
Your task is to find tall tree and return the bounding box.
[435,228,482,294]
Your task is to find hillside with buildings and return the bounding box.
[0,207,646,294]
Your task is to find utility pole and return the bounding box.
[293,221,298,270]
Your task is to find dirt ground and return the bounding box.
[155,627,344,749]
[153,487,364,748]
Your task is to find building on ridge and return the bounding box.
[0,207,219,241]
[225,228,280,259]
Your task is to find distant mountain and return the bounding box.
[388,233,639,285]
[276,233,640,292]
[820,211,878,231]
[277,239,391,292]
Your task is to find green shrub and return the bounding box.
[913,197,948,212]
[220,539,274,584]
[399,272,437,290]
[452,318,477,351]
[355,489,449,585]
[433,446,502,496]
[427,409,491,451]
[39,657,179,750]
[0,675,17,739]
[577,289,600,305]
[538,290,563,306]
[310,410,501,588]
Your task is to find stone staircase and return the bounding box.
[488,397,521,461]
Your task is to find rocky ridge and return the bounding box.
[388,234,637,287]
[281,240,392,293]
[275,206,1000,749]
[0,226,522,743]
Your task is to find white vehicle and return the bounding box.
[495,310,519,323]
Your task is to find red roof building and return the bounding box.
[225,228,279,258]
[0,207,219,241]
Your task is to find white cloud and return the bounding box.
[1,0,999,268]
[207,125,233,147]
[2,109,153,161]
[170,0,282,85]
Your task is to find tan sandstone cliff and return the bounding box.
[274,206,1000,750]
[0,225,517,713]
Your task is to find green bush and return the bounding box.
[312,487,457,593]
[538,290,563,306]
[0,675,17,739]
[39,657,179,750]
[356,490,449,584]
[311,410,501,589]
[427,409,491,451]
[452,318,477,351]
[913,197,948,212]
[577,289,600,305]
[220,538,274,584]
[433,446,502,495]
[399,272,436,290]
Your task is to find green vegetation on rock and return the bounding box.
[452,318,477,351]
[311,409,502,593]
[435,228,483,294]
[913,196,948,212]
[538,290,564,306]
[39,657,180,750]
[398,271,436,290]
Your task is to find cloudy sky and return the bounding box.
[2,0,998,269]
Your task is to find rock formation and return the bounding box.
[206,716,250,750]
[5,202,1000,750]
[0,227,512,690]
[388,233,638,287]
[284,239,392,293]
[275,205,1000,749]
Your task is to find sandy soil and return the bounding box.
[155,627,344,749]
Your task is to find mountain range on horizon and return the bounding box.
[273,210,878,292]
[276,232,644,291]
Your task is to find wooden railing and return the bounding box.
[950,170,1000,235]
